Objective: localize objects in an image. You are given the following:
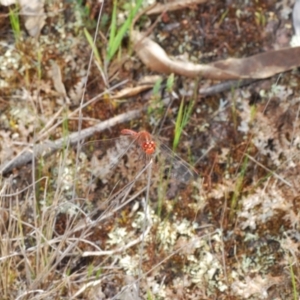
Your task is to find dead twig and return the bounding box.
[0,108,141,175]
[1,94,173,175]
[146,0,208,15]
[199,79,259,96]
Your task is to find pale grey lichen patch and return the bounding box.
[238,187,292,230]
[107,227,128,247]
[119,254,140,276]
[182,230,228,293]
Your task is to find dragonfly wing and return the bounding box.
[81,136,134,180]
[158,142,198,184]
[80,134,150,205]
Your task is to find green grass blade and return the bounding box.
[107,0,143,61]
[173,99,194,151]
[109,0,118,49]
[173,99,184,151]
[229,153,249,221]
[289,257,299,300]
[166,73,175,93]
[9,6,21,41]
[84,28,102,66]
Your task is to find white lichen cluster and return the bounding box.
[119,254,140,276]
[0,45,20,87]
[238,187,290,230]
[231,274,270,299]
[107,227,128,247]
[156,218,199,251]
[184,230,228,293]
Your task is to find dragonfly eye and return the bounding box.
[143,142,156,155]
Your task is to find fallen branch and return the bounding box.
[199,79,259,96]
[0,108,141,174]
[146,0,208,15]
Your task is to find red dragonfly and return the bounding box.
[82,129,198,200]
[119,129,198,183]
[120,129,156,155]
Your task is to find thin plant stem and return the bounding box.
[137,158,153,295]
[72,1,104,202]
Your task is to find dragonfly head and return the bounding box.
[142,141,156,155]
